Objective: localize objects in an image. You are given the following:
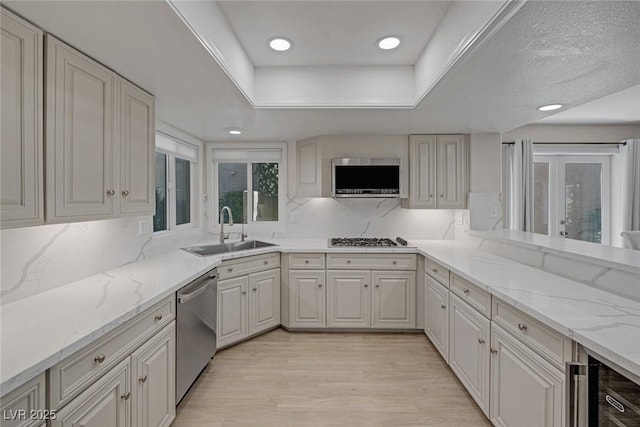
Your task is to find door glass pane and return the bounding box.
[533,163,549,235]
[564,163,602,243]
[218,163,247,222]
[175,158,190,225]
[153,153,167,232]
[252,163,278,221]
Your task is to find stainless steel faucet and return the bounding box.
[219,206,234,244]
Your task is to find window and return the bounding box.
[210,145,285,231]
[154,132,198,233]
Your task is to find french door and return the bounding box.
[533,155,610,244]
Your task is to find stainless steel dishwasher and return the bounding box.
[176,267,218,404]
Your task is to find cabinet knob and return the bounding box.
[318,284,323,288]
[430,194,433,198]
[440,304,446,309]
[364,284,369,288]
[121,392,131,400]
[490,348,498,354]
[263,260,268,265]
[440,194,444,198]
[478,338,485,344]
[253,287,257,292]
[154,314,163,321]
[305,260,309,264]
[463,288,470,295]
[121,190,129,197]
[94,354,106,363]
[228,267,233,272]
[432,268,438,273]
[242,290,247,295]
[392,261,397,265]
[139,375,148,383]
[518,323,528,331]
[347,260,351,264]
[106,189,115,196]
[375,284,380,288]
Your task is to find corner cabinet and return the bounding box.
[45,35,154,223]
[0,8,44,229]
[409,134,468,209]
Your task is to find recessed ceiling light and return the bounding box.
[377,36,400,50]
[227,128,243,135]
[268,37,292,52]
[537,104,563,111]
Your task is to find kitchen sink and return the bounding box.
[181,240,277,257]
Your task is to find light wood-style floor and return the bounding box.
[173,329,492,427]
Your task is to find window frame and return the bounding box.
[207,142,287,234]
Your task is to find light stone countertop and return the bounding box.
[2,238,639,396]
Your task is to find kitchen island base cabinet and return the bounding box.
[449,293,490,416]
[490,324,565,427]
[424,275,449,362]
[288,271,326,328]
[371,271,416,329]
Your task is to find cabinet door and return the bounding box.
[249,268,281,335]
[424,275,449,362]
[288,270,326,328]
[131,323,175,427]
[0,9,43,228]
[409,135,437,208]
[297,140,322,197]
[371,271,416,328]
[490,324,564,427]
[46,35,117,221]
[217,276,249,348]
[118,79,155,215]
[436,135,467,209]
[52,358,131,427]
[326,270,371,328]
[449,294,490,416]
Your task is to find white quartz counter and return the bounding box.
[2,238,639,396]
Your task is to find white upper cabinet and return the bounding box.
[296,140,322,198]
[0,8,44,228]
[118,80,155,215]
[409,134,468,209]
[45,35,154,223]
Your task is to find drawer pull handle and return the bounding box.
[94,354,106,363]
[440,304,446,309]
[478,338,485,344]
[432,268,438,273]
[305,260,309,264]
[139,375,148,383]
[154,314,163,321]
[518,323,528,331]
[263,260,268,265]
[242,290,247,295]
[121,392,131,400]
[490,348,497,354]
[463,288,470,295]
[228,267,233,272]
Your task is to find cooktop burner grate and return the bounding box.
[329,237,401,247]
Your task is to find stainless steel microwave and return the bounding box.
[331,158,401,198]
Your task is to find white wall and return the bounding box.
[469,133,502,192]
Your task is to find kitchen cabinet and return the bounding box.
[288,270,326,328]
[248,268,281,336]
[217,275,249,348]
[371,271,416,328]
[490,323,564,427]
[0,8,44,229]
[45,35,154,223]
[296,140,322,197]
[409,134,468,209]
[0,373,46,427]
[327,270,370,328]
[449,293,490,416]
[131,323,175,427]
[424,275,449,362]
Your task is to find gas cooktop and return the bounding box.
[329,237,409,247]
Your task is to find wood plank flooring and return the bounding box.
[173,329,492,426]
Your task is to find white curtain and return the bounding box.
[620,139,640,232]
[506,139,534,232]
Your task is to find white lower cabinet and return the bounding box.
[424,275,449,362]
[327,270,371,328]
[449,293,490,416]
[371,271,416,328]
[288,270,326,328]
[131,323,175,427]
[52,358,131,427]
[490,324,565,427]
[217,268,280,348]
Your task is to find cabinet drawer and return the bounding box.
[288,253,325,269]
[326,254,416,270]
[49,296,174,409]
[219,253,281,280]
[426,258,450,287]
[492,299,570,370]
[0,373,46,427]
[450,274,491,319]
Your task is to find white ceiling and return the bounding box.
[3,0,640,141]
[217,1,451,66]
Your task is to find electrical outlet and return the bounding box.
[138,218,151,235]
[456,211,464,225]
[288,212,300,223]
[490,207,498,218]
